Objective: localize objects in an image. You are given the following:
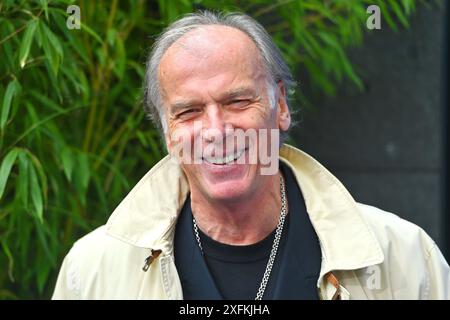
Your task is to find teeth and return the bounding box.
[204,149,244,165]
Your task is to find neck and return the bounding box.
[190,172,284,245]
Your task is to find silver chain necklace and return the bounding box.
[192,174,287,300]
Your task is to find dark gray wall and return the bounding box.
[291,5,447,249]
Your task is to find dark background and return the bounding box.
[292,3,449,259]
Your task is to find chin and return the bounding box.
[204,181,253,203]
[198,167,258,203]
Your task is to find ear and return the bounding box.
[276,81,291,132]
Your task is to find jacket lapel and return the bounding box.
[279,145,384,290]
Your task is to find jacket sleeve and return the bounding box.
[425,243,450,299]
[51,248,81,300]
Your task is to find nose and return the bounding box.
[202,104,232,142]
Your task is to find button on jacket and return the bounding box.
[52,144,450,300]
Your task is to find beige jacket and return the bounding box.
[52,144,450,300]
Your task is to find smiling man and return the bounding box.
[53,11,450,300]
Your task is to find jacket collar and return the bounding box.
[106,144,384,278]
[278,145,384,281]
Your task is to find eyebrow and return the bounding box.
[221,87,257,101]
[169,100,200,113]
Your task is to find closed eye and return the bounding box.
[177,108,201,119]
[228,99,251,108]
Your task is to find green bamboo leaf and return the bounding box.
[18,152,29,209]
[92,174,109,215]
[90,153,130,190]
[1,20,16,69]
[318,31,363,89]
[113,35,126,79]
[136,130,149,148]
[29,164,43,222]
[17,206,32,264]
[401,0,415,14]
[0,148,20,200]
[78,152,90,190]
[302,30,321,59]
[304,59,336,95]
[148,131,165,160]
[127,60,145,78]
[41,22,64,59]
[37,259,51,294]
[38,22,60,76]
[33,216,55,265]
[39,0,49,20]
[19,19,38,68]
[24,103,40,133]
[107,29,116,47]
[29,89,64,112]
[1,241,15,282]
[25,150,48,206]
[79,23,104,45]
[61,65,84,95]
[10,104,84,147]
[74,152,90,205]
[377,1,398,31]
[61,147,74,182]
[389,0,409,27]
[1,79,20,130]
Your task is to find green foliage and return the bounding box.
[0,0,420,299]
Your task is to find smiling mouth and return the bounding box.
[202,148,246,165]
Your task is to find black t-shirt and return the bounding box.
[174,162,322,300]
[196,209,289,300]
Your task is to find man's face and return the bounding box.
[158,25,290,203]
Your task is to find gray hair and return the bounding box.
[143,10,295,137]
